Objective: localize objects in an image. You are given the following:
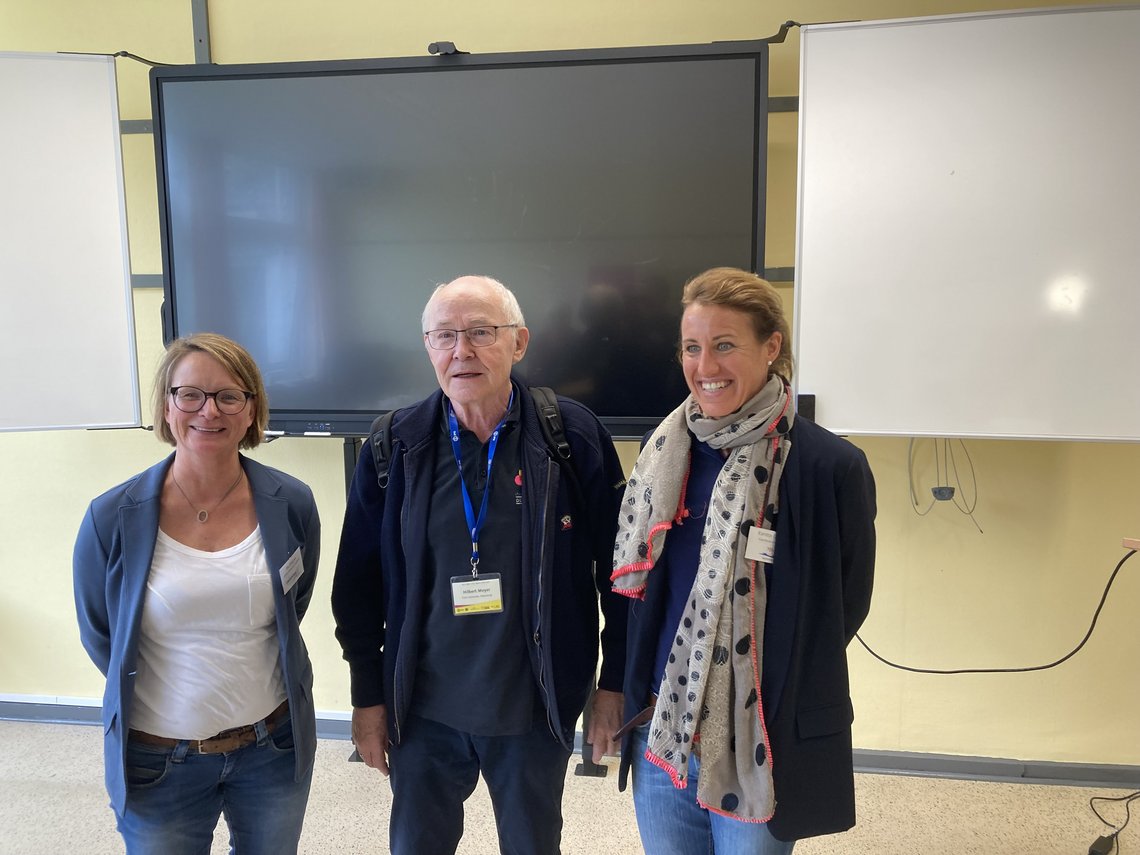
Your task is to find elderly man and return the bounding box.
[332,275,627,854]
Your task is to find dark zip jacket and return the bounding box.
[332,383,628,748]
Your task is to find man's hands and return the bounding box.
[586,689,624,763]
[352,704,391,776]
[353,693,624,772]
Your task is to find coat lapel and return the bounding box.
[245,457,294,589]
[116,456,171,675]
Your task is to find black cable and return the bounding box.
[114,50,178,67]
[855,549,1135,675]
[760,21,801,45]
[1092,790,1140,836]
[58,50,177,67]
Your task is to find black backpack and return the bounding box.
[368,387,578,499]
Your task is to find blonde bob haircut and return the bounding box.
[152,333,269,450]
[681,266,794,382]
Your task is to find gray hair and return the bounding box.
[421,275,526,331]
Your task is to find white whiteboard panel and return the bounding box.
[0,53,139,431]
[794,6,1140,440]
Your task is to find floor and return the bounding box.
[0,719,1134,854]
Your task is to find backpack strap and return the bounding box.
[368,389,573,492]
[528,386,586,510]
[530,386,571,461]
[368,410,395,488]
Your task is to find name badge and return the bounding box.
[450,573,504,615]
[279,548,304,592]
[745,527,776,564]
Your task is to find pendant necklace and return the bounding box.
[171,469,245,523]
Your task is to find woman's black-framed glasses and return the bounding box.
[424,324,518,350]
[169,386,254,414]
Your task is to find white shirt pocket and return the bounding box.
[247,573,277,628]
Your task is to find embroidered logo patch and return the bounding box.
[561,514,573,531]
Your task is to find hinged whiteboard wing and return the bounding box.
[0,52,139,431]
[794,6,1140,440]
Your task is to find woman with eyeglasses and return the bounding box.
[73,333,320,855]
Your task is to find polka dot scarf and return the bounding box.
[612,378,793,822]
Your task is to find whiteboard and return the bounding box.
[0,53,139,431]
[794,6,1140,440]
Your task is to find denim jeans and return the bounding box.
[388,714,573,855]
[631,725,795,855]
[115,713,312,855]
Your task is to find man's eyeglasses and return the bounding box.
[169,386,254,414]
[424,325,518,350]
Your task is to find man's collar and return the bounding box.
[439,383,521,435]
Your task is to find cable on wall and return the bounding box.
[58,50,177,67]
[907,437,983,533]
[855,548,1135,675]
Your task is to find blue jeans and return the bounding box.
[631,725,795,855]
[388,714,572,855]
[115,714,312,855]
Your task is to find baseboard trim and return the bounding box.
[3,699,1136,789]
[0,697,100,725]
[0,698,355,740]
[852,749,1140,789]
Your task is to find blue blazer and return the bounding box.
[73,453,320,814]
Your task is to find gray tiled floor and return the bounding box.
[0,719,1133,854]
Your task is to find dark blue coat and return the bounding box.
[619,416,876,841]
[332,384,628,749]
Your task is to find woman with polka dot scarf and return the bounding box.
[611,267,876,853]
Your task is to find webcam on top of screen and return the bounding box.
[428,41,466,55]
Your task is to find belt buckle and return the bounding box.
[199,732,227,753]
[195,711,275,754]
[197,729,234,754]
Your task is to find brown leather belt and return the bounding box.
[129,700,289,754]
[614,692,658,742]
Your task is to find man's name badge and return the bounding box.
[451,573,504,615]
[745,526,776,563]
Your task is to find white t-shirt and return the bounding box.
[130,526,286,739]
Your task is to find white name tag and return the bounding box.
[279,548,304,593]
[745,526,776,564]
[451,573,504,615]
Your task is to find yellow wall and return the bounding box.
[2,0,1137,766]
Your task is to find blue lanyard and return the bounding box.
[447,390,513,576]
